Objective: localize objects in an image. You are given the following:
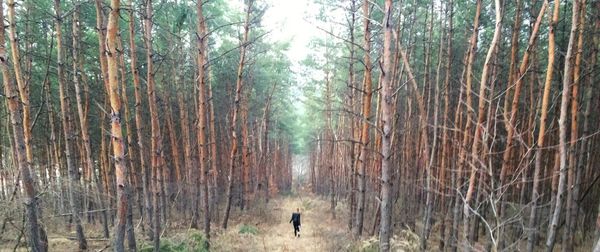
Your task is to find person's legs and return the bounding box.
[293,224,298,237]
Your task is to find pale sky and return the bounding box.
[259,0,348,120]
[261,0,323,114]
[262,0,318,65]
[229,0,347,121]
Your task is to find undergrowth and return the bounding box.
[139,230,208,252]
[302,199,313,210]
[238,224,259,235]
[279,190,294,197]
[351,229,420,252]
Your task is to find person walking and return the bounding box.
[290,208,301,237]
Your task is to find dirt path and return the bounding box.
[214,192,350,251]
[259,194,341,251]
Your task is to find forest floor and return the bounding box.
[1,189,424,251]
[212,190,352,251]
[2,193,595,252]
[0,190,355,252]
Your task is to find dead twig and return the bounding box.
[96,243,111,252]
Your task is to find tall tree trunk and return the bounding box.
[104,0,129,250]
[450,1,480,250]
[584,4,599,250]
[257,85,274,204]
[527,1,560,251]
[44,43,61,224]
[207,65,219,221]
[100,97,113,226]
[379,0,393,250]
[346,0,358,231]
[223,0,252,229]
[128,1,153,239]
[72,2,110,238]
[564,2,586,251]
[54,0,87,249]
[91,0,113,237]
[546,1,581,251]
[438,1,453,250]
[117,27,138,252]
[177,91,191,213]
[396,14,433,252]
[323,61,336,219]
[498,3,548,246]
[143,1,164,250]
[196,0,211,245]
[421,3,440,248]
[241,94,250,211]
[94,0,109,92]
[166,95,180,203]
[8,0,33,180]
[462,0,501,250]
[503,0,522,122]
[353,0,372,237]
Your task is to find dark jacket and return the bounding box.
[290,212,301,226]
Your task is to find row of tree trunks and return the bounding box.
[545,0,581,251]
[527,1,560,250]
[257,84,275,204]
[0,1,47,250]
[3,0,600,251]
[450,1,480,250]
[53,0,87,249]
[128,0,153,240]
[462,0,501,250]
[564,2,587,251]
[0,1,296,251]
[143,1,165,250]
[497,2,548,248]
[308,0,600,251]
[223,0,253,230]
[437,1,453,249]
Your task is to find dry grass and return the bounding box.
[213,192,423,252]
[0,191,424,251]
[213,192,352,251]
